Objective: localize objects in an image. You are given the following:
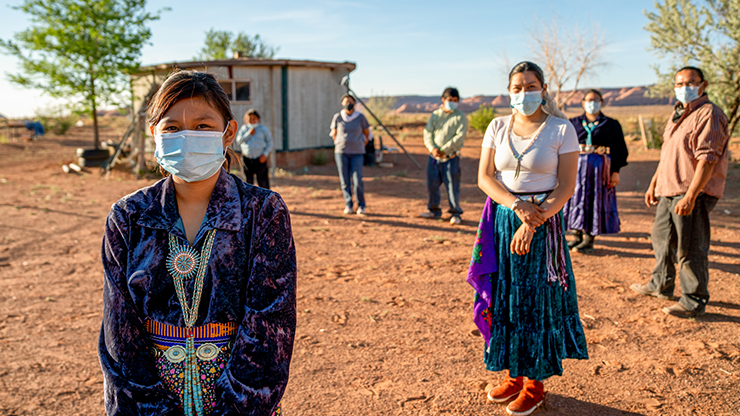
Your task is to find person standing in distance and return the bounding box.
[631,66,730,318]
[420,87,468,225]
[330,94,370,215]
[234,109,273,189]
[562,89,629,253]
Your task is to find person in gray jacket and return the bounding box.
[234,109,273,188]
[330,94,370,215]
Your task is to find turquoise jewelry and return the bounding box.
[506,114,551,180]
[167,229,217,416]
[167,235,200,280]
[581,119,599,146]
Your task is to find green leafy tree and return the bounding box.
[0,0,164,149]
[645,0,740,135]
[196,29,278,60]
[468,105,496,134]
[362,95,397,126]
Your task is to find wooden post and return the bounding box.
[269,66,277,177]
[647,119,655,149]
[638,115,649,150]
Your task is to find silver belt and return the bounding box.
[152,341,232,363]
[579,145,610,155]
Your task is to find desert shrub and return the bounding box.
[647,118,664,149]
[363,95,397,126]
[52,116,75,135]
[310,150,329,166]
[468,105,496,133]
[35,106,78,135]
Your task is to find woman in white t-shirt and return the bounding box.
[467,61,588,416]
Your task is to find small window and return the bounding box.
[219,82,233,101]
[234,82,251,102]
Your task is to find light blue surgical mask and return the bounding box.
[583,100,602,115]
[510,91,543,116]
[154,128,227,182]
[444,100,458,111]
[674,86,701,105]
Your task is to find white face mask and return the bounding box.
[154,128,227,182]
[510,90,543,116]
[583,101,602,115]
[674,86,701,105]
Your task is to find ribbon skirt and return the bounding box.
[481,204,588,380]
[563,153,620,236]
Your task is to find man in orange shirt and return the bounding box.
[631,66,729,318]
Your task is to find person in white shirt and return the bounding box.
[467,61,588,416]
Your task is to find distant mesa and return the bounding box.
[360,86,674,114]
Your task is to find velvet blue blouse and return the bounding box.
[98,168,296,416]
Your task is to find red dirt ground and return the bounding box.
[1,123,739,416]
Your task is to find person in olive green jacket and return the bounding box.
[420,87,468,225]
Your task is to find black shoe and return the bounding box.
[662,303,704,318]
[630,283,671,300]
[567,230,583,249]
[572,233,594,253]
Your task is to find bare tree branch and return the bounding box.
[530,17,609,110]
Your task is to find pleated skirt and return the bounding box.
[483,205,589,380]
[563,153,620,235]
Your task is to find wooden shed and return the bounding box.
[130,58,356,169]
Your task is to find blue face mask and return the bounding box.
[674,86,701,105]
[444,100,458,111]
[510,91,543,116]
[583,100,602,115]
[154,128,227,182]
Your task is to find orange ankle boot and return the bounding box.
[487,374,524,403]
[506,379,546,415]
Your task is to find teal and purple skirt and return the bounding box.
[563,153,620,235]
[468,198,588,381]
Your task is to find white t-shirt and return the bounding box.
[482,115,579,193]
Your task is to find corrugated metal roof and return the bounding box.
[133,58,356,74]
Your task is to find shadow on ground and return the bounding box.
[545,394,647,415]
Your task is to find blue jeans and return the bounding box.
[426,155,462,216]
[335,153,365,209]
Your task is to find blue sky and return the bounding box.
[0,0,662,118]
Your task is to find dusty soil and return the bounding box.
[1,123,739,416]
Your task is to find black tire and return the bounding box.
[76,148,111,159]
[78,157,105,168]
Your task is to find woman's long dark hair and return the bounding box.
[148,70,239,173]
[508,61,545,88]
[582,89,604,102]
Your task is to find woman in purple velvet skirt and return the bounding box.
[563,89,629,253]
